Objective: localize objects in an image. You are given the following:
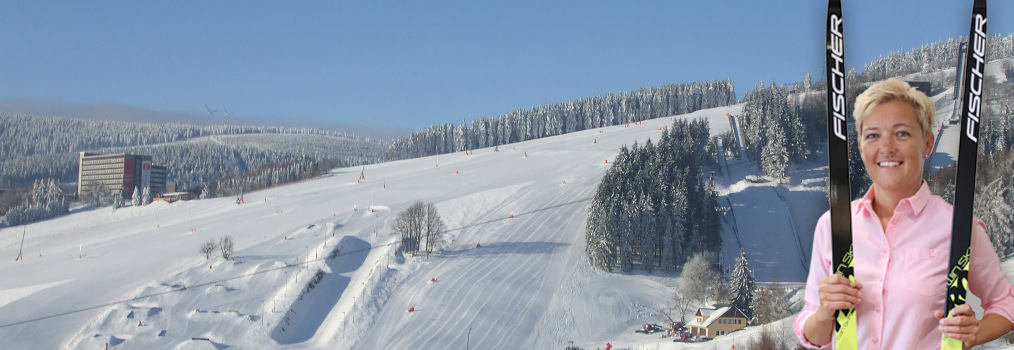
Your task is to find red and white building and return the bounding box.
[77,152,167,200]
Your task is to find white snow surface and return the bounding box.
[2,96,1013,349]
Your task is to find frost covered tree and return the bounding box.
[131,186,141,206]
[219,235,234,260]
[142,186,152,205]
[730,248,757,319]
[679,251,723,306]
[199,185,211,200]
[761,124,789,179]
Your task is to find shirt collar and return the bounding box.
[855,180,931,217]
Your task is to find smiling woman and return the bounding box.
[795,79,1014,349]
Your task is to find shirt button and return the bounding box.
[873,337,879,344]
[876,306,882,312]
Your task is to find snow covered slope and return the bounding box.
[0,82,1008,349]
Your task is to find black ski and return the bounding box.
[826,1,856,349]
[943,1,987,349]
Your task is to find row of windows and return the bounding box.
[717,318,743,325]
[80,176,126,183]
[80,170,125,176]
[81,158,127,166]
[81,163,126,170]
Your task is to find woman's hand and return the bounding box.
[815,274,863,322]
[936,304,979,350]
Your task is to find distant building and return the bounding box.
[154,191,192,203]
[77,152,167,201]
[686,306,748,338]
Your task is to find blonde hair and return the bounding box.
[853,79,935,137]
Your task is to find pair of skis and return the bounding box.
[825,1,987,349]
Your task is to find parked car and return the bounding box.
[635,323,664,334]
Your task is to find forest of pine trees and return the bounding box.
[207,155,344,198]
[0,178,68,227]
[385,80,737,161]
[0,113,387,191]
[585,119,721,273]
[738,82,827,179]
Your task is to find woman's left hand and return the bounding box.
[936,304,979,350]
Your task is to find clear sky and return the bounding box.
[2,1,1012,131]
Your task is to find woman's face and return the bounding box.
[858,100,934,198]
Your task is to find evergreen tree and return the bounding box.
[730,248,757,319]
[761,124,789,179]
[142,186,152,205]
[132,186,141,206]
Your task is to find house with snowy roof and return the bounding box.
[686,305,747,338]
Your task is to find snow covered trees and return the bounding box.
[386,80,737,161]
[678,251,724,306]
[739,82,819,180]
[585,119,721,273]
[0,112,385,192]
[208,155,338,198]
[0,178,68,227]
[394,201,446,256]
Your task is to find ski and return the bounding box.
[943,1,987,349]
[825,1,856,349]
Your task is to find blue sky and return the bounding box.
[2,1,1012,131]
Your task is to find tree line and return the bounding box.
[0,113,387,190]
[206,155,346,198]
[385,80,737,161]
[859,34,1014,87]
[585,118,721,273]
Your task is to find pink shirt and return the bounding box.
[794,182,1014,349]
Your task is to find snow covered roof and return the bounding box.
[160,192,191,196]
[687,306,746,328]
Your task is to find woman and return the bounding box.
[793,79,1014,349]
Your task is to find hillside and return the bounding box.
[3,59,1014,349]
[1,103,787,350]
[0,113,387,191]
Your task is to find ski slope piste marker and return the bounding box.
[826,1,856,349]
[943,1,986,349]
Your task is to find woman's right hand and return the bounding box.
[815,274,863,322]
